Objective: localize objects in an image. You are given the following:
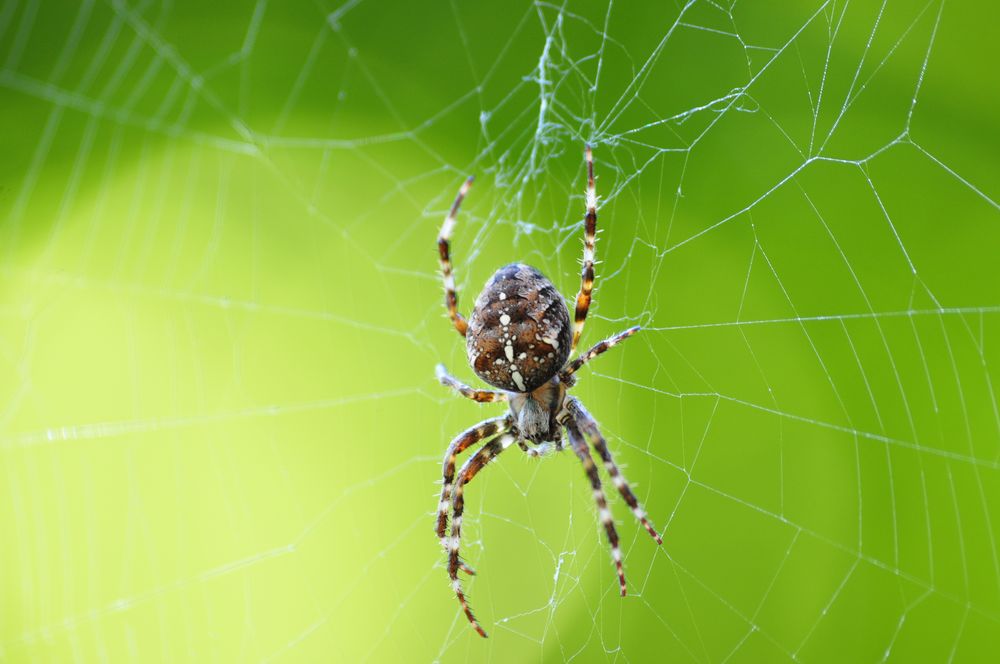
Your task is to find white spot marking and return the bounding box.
[499,292,506,300]
[499,313,511,325]
[511,371,526,391]
[543,336,559,349]
[504,345,514,362]
[518,352,527,360]
[612,548,622,562]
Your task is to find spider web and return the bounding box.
[2,0,999,661]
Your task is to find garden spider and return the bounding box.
[435,146,662,638]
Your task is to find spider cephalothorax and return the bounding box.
[434,146,662,638]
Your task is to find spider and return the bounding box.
[434,146,662,638]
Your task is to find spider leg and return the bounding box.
[437,416,510,575]
[436,364,507,403]
[565,420,627,595]
[438,176,474,337]
[449,433,517,637]
[571,145,598,351]
[561,326,640,381]
[569,398,662,545]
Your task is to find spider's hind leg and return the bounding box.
[438,177,474,337]
[571,145,598,351]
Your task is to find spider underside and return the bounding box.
[435,147,662,638]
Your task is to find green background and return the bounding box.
[2,1,1000,662]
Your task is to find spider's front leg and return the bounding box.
[568,398,662,545]
[448,433,517,638]
[437,416,510,575]
[565,421,627,595]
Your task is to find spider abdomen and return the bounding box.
[466,263,572,392]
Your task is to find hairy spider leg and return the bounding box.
[437,416,510,575]
[569,398,663,545]
[448,433,517,637]
[436,364,508,403]
[438,176,474,337]
[566,420,627,596]
[562,326,640,380]
[571,145,598,351]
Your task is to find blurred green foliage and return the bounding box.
[2,1,999,662]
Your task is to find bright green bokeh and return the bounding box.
[2,1,999,662]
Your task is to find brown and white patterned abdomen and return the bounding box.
[466,263,572,392]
